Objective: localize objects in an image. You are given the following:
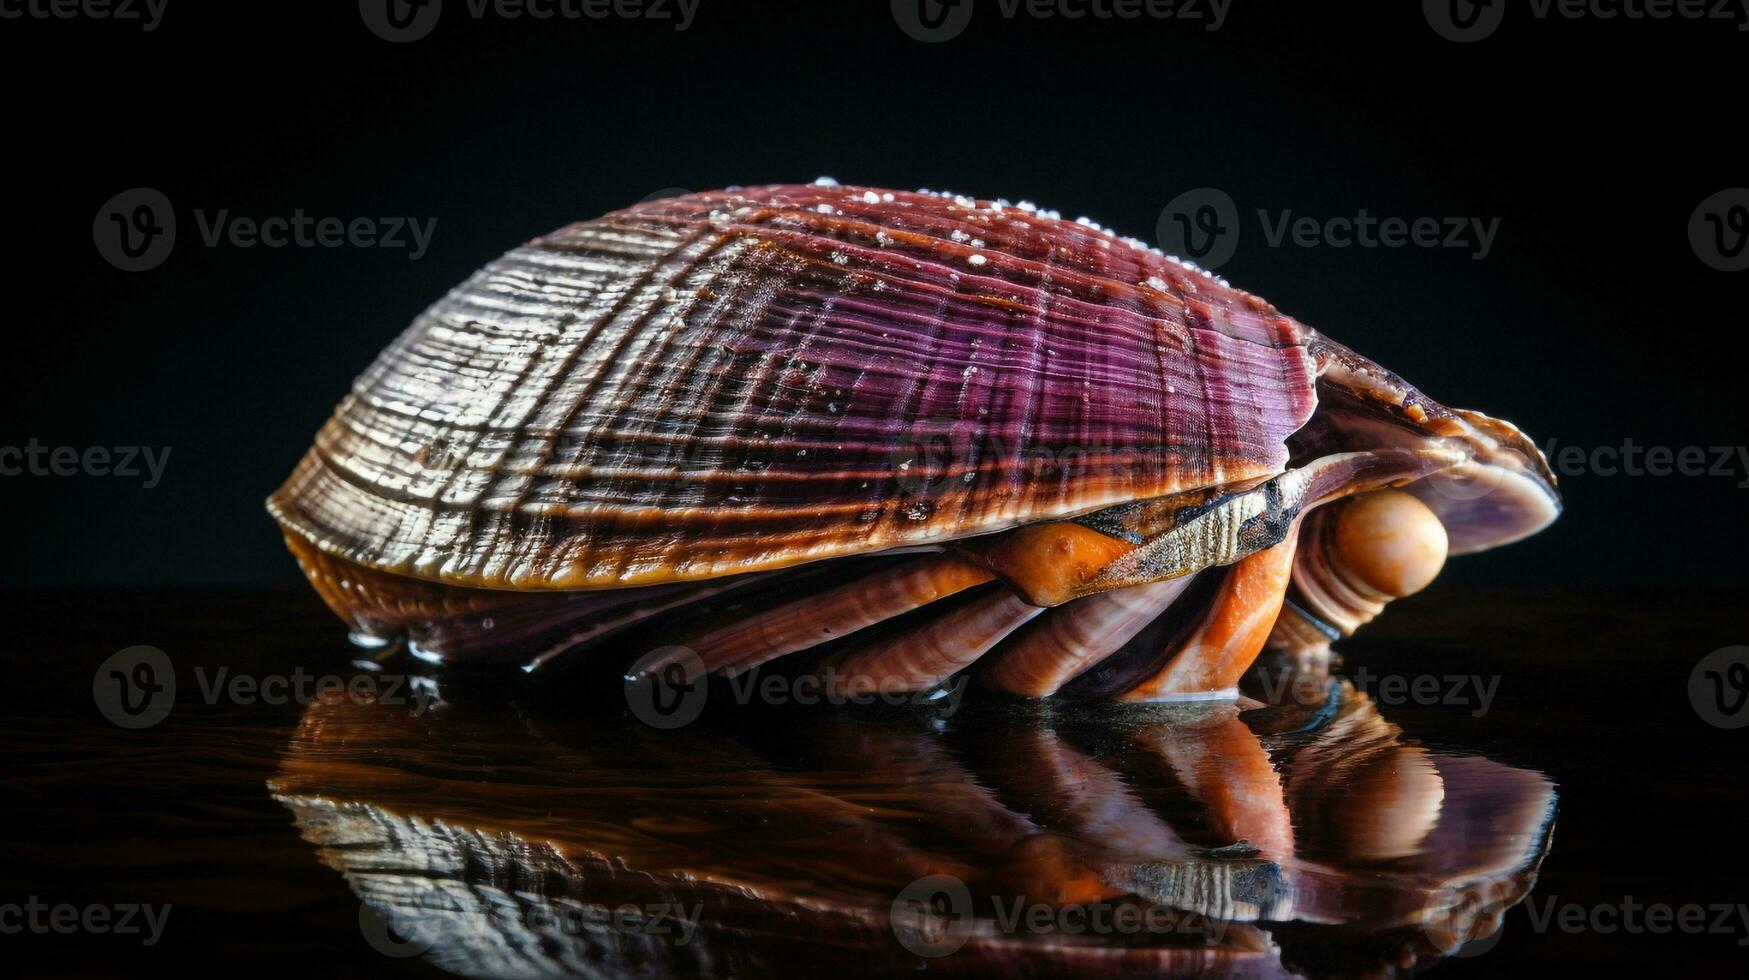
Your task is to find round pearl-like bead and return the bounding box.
[1268,489,1452,649]
[1332,489,1449,600]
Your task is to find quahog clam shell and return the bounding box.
[268,183,1559,700]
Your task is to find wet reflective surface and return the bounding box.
[4,588,1746,977]
[269,680,1553,977]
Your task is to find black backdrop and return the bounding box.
[4,0,1744,588]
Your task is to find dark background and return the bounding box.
[3,6,1748,979]
[3,0,1744,589]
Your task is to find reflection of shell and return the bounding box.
[269,684,1556,977]
[269,184,1560,694]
